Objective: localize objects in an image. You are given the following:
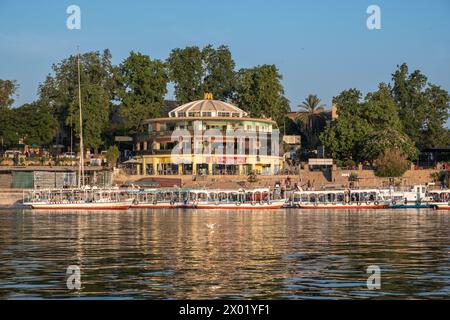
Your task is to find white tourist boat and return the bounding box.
[23,51,132,211]
[426,189,450,210]
[290,188,389,209]
[129,188,190,209]
[379,185,433,209]
[23,187,133,210]
[184,188,286,209]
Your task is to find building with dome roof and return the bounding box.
[134,94,284,176]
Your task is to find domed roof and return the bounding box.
[169,99,248,118]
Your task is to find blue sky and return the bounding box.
[0,0,449,113]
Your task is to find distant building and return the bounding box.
[134,94,284,175]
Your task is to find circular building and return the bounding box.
[134,94,283,176]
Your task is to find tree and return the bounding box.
[38,49,117,151]
[167,46,204,103]
[297,94,326,148]
[320,89,372,161]
[375,149,410,177]
[0,80,19,147]
[105,145,120,168]
[234,65,290,124]
[320,84,409,162]
[360,128,418,162]
[391,63,450,150]
[167,45,236,103]
[202,45,236,101]
[0,79,18,108]
[360,83,403,132]
[12,103,58,146]
[117,51,168,134]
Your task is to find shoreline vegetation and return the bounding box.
[1,45,449,180]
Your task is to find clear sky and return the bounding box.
[1,0,449,113]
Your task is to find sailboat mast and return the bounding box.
[77,48,85,187]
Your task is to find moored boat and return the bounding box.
[426,189,450,210]
[380,185,433,209]
[129,188,190,209]
[290,189,388,209]
[24,188,133,210]
[183,188,286,209]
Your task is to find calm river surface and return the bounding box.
[0,208,448,299]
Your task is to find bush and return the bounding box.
[349,172,359,182]
[247,170,258,183]
[342,159,356,168]
[106,145,120,168]
[375,149,409,177]
[432,171,450,187]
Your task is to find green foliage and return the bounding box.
[12,103,58,145]
[391,63,450,150]
[234,65,290,125]
[167,45,235,103]
[375,149,410,177]
[105,145,120,168]
[349,172,359,182]
[361,128,418,162]
[202,45,236,101]
[0,79,18,108]
[296,94,327,148]
[0,79,19,146]
[39,49,117,150]
[320,83,416,162]
[432,171,450,187]
[0,101,57,146]
[117,52,168,134]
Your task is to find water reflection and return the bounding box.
[0,209,448,299]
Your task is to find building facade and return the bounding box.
[134,95,284,176]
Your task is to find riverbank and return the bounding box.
[0,167,442,207]
[0,189,26,208]
[114,167,441,190]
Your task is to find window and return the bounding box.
[232,113,240,117]
[178,112,186,117]
[202,112,212,117]
[218,112,230,117]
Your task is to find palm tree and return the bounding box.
[297,94,326,148]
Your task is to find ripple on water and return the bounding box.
[0,208,448,299]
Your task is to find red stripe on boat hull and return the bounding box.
[435,206,450,210]
[298,205,388,209]
[184,204,285,210]
[31,205,130,210]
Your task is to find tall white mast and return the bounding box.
[77,47,85,187]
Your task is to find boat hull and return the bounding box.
[389,204,432,209]
[297,203,388,209]
[131,203,179,209]
[433,203,450,210]
[183,201,286,210]
[29,202,131,210]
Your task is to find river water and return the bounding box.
[0,208,448,299]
